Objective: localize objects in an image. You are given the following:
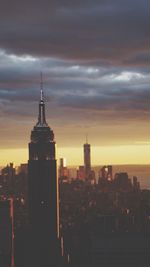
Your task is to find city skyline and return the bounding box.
[1,1,150,165]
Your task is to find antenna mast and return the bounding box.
[40,72,44,101]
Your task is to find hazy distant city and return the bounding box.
[61,164,150,189]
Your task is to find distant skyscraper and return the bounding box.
[59,158,69,182]
[77,165,85,180]
[84,138,91,179]
[1,163,15,196]
[28,80,60,266]
[59,158,66,177]
[100,165,113,181]
[60,158,66,168]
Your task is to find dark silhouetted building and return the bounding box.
[28,86,61,266]
[1,163,15,196]
[91,233,150,267]
[100,165,113,181]
[114,172,132,191]
[0,199,14,267]
[59,158,69,183]
[17,164,28,175]
[77,165,85,180]
[133,176,140,191]
[84,142,91,179]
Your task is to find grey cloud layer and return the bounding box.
[0,52,150,121]
[0,0,150,65]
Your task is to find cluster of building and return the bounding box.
[59,143,140,193]
[59,142,96,184]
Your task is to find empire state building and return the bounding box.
[28,82,60,266]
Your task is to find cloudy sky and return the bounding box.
[1,0,150,165]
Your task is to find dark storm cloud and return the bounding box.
[0,60,150,122]
[125,52,150,66]
[59,88,150,116]
[0,0,150,65]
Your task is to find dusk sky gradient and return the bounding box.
[1,0,150,165]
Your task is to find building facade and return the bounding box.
[28,87,60,266]
[84,143,91,179]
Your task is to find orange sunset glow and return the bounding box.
[1,144,150,166]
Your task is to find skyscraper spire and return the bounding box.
[36,72,47,127]
[86,133,88,144]
[40,72,44,102]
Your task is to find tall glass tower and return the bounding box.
[84,141,91,179]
